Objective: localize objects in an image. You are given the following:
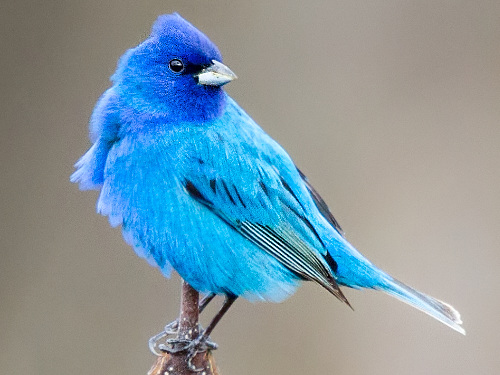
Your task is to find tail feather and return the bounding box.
[377,277,465,335]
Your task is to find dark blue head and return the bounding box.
[112,13,236,123]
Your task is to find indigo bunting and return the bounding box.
[72,13,464,341]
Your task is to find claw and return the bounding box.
[149,331,168,356]
[149,320,218,367]
[148,319,181,356]
[185,335,218,372]
[159,338,192,354]
[164,320,179,335]
[187,347,204,372]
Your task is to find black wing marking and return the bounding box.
[297,168,345,237]
[238,221,350,307]
[183,178,351,307]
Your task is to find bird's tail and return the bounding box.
[376,276,465,335]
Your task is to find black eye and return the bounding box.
[169,59,184,73]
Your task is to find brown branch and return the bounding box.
[148,280,220,375]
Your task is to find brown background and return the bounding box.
[1,1,499,374]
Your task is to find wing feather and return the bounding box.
[182,176,350,307]
[297,169,345,237]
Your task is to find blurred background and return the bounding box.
[1,1,499,374]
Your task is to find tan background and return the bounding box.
[1,1,499,374]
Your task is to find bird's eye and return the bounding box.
[169,59,184,73]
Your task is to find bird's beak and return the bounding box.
[196,60,237,87]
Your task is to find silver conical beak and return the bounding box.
[196,60,237,87]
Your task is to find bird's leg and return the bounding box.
[165,293,215,334]
[198,294,236,343]
[186,295,237,371]
[149,292,216,356]
[199,293,216,314]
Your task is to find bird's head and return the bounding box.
[112,13,236,123]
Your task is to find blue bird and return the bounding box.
[72,12,464,349]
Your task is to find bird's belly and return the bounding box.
[124,188,301,302]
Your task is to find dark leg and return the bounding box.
[165,293,215,334]
[185,295,237,371]
[199,293,215,314]
[199,295,236,341]
[150,292,216,354]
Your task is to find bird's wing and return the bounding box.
[181,155,350,306]
[297,169,345,237]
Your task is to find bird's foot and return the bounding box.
[161,329,217,354]
[148,320,180,356]
[149,323,218,371]
[164,320,180,335]
[184,334,218,372]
